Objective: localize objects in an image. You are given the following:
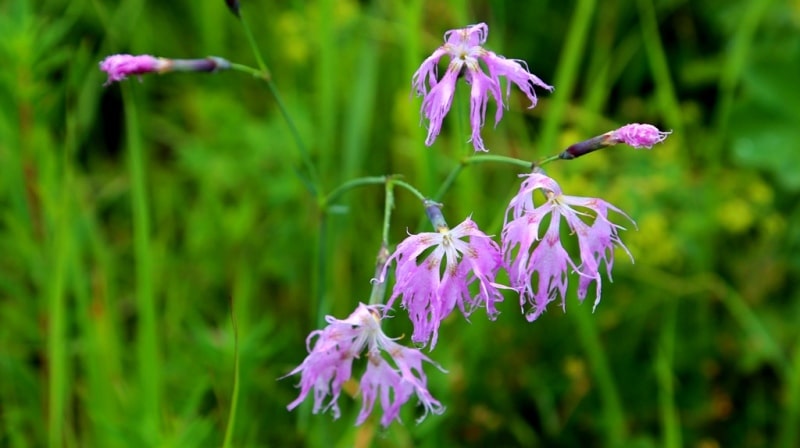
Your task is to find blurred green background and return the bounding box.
[2,0,800,446]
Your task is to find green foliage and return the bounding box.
[1,0,799,446]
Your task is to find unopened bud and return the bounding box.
[558,123,670,160]
[99,54,232,86]
[423,200,449,232]
[224,0,240,18]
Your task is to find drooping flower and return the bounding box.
[412,23,553,152]
[559,123,671,160]
[99,54,231,86]
[501,172,633,321]
[380,202,504,348]
[284,303,445,427]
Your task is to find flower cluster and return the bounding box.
[412,23,553,152]
[284,303,444,427]
[98,19,671,431]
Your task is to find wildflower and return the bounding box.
[412,23,553,152]
[610,123,671,149]
[99,54,231,86]
[560,123,671,160]
[380,202,504,348]
[501,172,633,321]
[284,303,445,427]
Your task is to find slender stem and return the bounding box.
[122,84,160,443]
[236,13,270,79]
[432,163,464,203]
[368,243,390,306]
[323,176,387,207]
[222,295,241,448]
[635,0,684,155]
[469,154,533,169]
[433,154,535,201]
[535,154,562,167]
[709,0,771,164]
[572,304,627,446]
[369,182,396,305]
[538,0,596,155]
[229,63,268,80]
[657,300,681,448]
[314,213,329,328]
[392,179,427,203]
[234,14,320,197]
[381,181,395,245]
[47,155,69,448]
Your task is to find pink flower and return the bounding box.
[380,207,504,349]
[610,123,671,149]
[99,54,231,86]
[502,172,633,321]
[99,54,166,85]
[284,303,444,427]
[559,123,671,160]
[412,23,553,152]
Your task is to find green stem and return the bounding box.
[368,181,396,305]
[234,15,320,197]
[538,0,597,154]
[432,163,464,203]
[122,84,160,443]
[222,296,241,448]
[657,300,681,448]
[709,0,771,164]
[381,181,395,246]
[323,176,387,207]
[433,154,535,201]
[392,179,427,203]
[635,0,684,151]
[313,213,329,328]
[369,243,390,307]
[47,158,69,448]
[535,154,562,167]
[572,304,626,446]
[469,154,533,169]
[229,63,268,80]
[236,13,270,79]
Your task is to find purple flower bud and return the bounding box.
[610,123,671,149]
[224,0,240,17]
[99,54,231,86]
[558,123,671,160]
[99,54,166,86]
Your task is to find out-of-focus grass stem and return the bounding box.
[657,300,681,448]
[47,141,70,448]
[538,0,596,154]
[122,84,160,443]
[572,304,626,446]
[222,292,241,448]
